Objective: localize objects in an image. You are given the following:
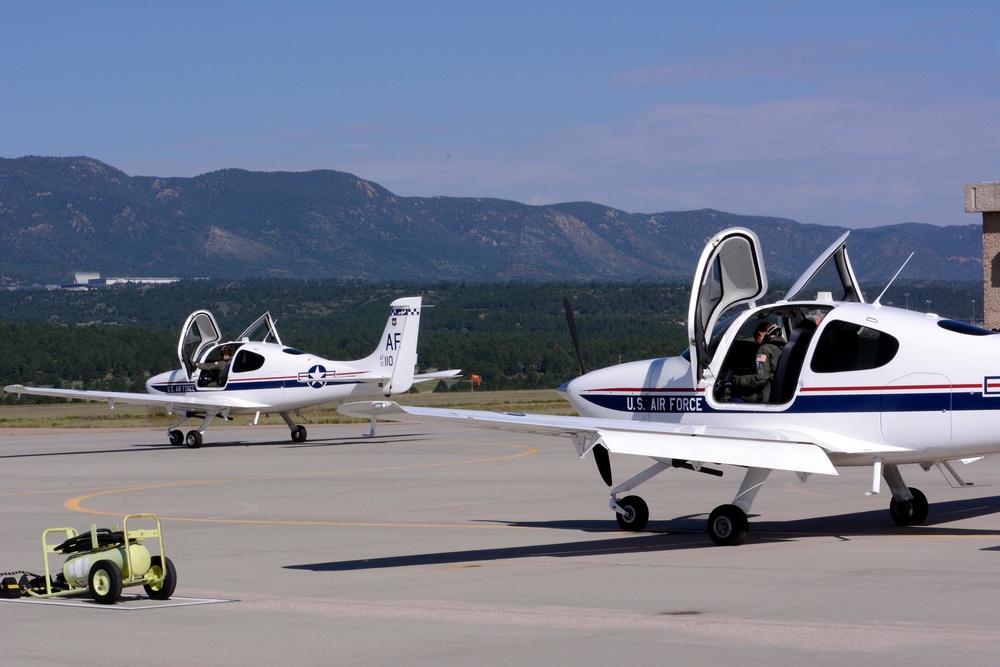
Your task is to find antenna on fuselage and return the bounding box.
[873,252,915,307]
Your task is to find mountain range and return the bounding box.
[0,155,984,285]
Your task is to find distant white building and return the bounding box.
[104,276,179,285]
[74,272,101,284]
[68,272,180,288]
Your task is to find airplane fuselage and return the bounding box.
[146,340,393,414]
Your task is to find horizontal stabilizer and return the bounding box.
[413,369,462,383]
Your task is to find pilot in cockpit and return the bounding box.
[720,322,786,403]
[195,346,232,387]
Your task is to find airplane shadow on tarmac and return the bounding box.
[285,494,1000,572]
[206,432,431,450]
[0,432,431,458]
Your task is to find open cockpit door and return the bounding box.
[783,231,864,304]
[688,228,768,385]
[178,310,222,379]
[237,311,282,345]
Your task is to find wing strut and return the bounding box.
[933,460,978,488]
[610,461,671,498]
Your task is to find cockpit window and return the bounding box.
[811,320,898,373]
[698,257,725,334]
[937,319,996,336]
[282,347,308,356]
[707,313,741,358]
[232,350,265,373]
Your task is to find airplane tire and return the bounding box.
[185,430,203,449]
[615,495,649,532]
[889,487,928,526]
[291,425,307,443]
[143,556,177,600]
[708,504,748,546]
[168,430,184,446]
[88,560,123,604]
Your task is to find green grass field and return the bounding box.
[0,388,576,429]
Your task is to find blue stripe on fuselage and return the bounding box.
[151,378,364,394]
[580,390,999,415]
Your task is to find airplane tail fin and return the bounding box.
[366,296,422,396]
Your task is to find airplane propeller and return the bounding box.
[563,296,613,487]
[562,296,586,376]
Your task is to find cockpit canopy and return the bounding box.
[177,310,283,380]
[687,227,863,385]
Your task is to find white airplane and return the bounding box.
[5,296,459,448]
[341,228,1000,546]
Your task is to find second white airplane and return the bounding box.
[5,296,459,448]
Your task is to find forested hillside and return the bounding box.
[0,279,983,404]
[0,156,984,284]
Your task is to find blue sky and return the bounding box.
[3,1,999,228]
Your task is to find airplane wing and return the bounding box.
[3,384,269,412]
[338,401,838,476]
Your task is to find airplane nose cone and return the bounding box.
[558,376,583,399]
[147,370,182,394]
[557,375,589,414]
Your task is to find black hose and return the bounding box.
[53,528,125,554]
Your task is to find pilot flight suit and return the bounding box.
[195,356,230,387]
[730,334,786,403]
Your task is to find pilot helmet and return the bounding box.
[756,322,780,340]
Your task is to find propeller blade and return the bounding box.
[563,296,586,376]
[593,443,613,486]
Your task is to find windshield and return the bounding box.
[682,312,743,361]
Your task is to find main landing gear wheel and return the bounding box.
[708,504,749,546]
[185,430,203,449]
[290,425,307,443]
[615,495,649,532]
[143,555,177,600]
[889,487,928,526]
[88,560,123,605]
[168,429,183,446]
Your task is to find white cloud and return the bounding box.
[351,94,1000,228]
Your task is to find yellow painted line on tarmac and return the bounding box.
[64,441,540,530]
[0,486,123,498]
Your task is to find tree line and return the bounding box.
[0,278,982,403]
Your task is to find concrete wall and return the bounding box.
[966,183,1000,329]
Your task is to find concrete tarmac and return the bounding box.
[2,420,1000,666]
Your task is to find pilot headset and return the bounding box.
[762,323,780,340]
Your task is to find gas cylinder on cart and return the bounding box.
[62,543,152,587]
